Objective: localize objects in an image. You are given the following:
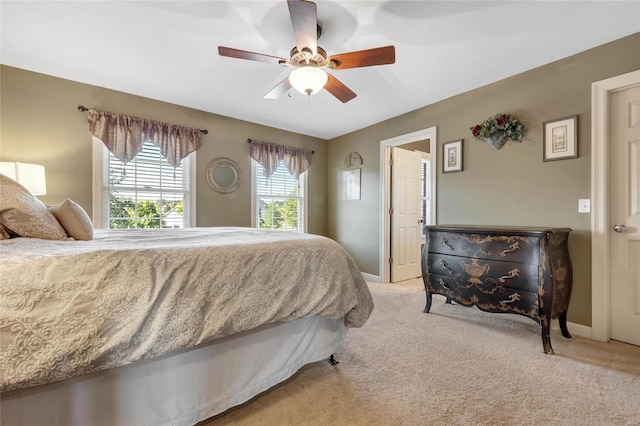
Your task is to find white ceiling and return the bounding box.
[2,1,639,140]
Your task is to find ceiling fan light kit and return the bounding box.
[218,0,396,103]
[289,66,328,95]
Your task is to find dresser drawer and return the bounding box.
[426,273,539,319]
[427,231,539,264]
[427,253,539,293]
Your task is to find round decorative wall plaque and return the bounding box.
[343,152,363,168]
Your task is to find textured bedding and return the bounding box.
[0,227,373,392]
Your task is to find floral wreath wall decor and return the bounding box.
[470,113,525,150]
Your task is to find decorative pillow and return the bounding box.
[49,198,94,241]
[0,174,69,240]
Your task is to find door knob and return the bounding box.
[613,224,627,233]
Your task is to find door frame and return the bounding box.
[591,69,640,342]
[379,127,437,284]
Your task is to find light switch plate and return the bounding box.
[578,199,591,213]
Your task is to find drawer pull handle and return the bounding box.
[441,237,455,251]
[439,259,455,275]
[438,278,450,290]
[499,268,521,282]
[500,242,521,257]
[499,293,521,306]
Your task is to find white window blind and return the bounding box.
[421,157,431,236]
[102,141,191,229]
[255,161,305,232]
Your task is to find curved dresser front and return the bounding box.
[421,225,573,354]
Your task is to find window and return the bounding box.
[92,138,196,228]
[420,155,431,237]
[252,161,307,233]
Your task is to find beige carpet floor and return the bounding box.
[201,280,640,425]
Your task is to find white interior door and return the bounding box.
[390,147,422,282]
[610,83,640,346]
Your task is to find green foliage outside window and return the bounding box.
[281,196,298,230]
[109,192,183,229]
[260,201,283,229]
[259,188,299,231]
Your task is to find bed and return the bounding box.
[0,227,373,426]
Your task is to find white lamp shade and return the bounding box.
[289,66,328,96]
[0,162,47,195]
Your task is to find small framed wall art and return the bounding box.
[543,115,577,161]
[342,169,361,200]
[443,140,463,173]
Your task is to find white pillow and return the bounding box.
[49,198,94,241]
[0,174,69,240]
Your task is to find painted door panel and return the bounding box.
[391,147,422,282]
[610,84,640,346]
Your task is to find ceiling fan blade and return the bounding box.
[324,74,356,103]
[330,46,396,70]
[287,0,318,56]
[218,46,287,66]
[264,77,292,100]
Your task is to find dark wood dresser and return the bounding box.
[421,225,573,354]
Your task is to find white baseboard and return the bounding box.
[361,273,381,283]
[551,320,592,339]
[567,321,592,339]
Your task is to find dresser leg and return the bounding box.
[541,323,554,355]
[558,310,572,338]
[424,291,432,313]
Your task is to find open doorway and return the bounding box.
[379,127,437,284]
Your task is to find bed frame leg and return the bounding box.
[328,354,339,365]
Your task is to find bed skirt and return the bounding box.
[0,316,347,426]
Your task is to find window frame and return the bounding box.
[251,159,308,233]
[91,137,196,229]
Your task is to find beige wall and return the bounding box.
[0,66,328,235]
[3,33,639,328]
[327,32,640,327]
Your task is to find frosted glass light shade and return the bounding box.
[0,162,47,195]
[289,66,328,96]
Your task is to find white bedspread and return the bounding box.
[0,227,373,392]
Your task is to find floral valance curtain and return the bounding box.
[249,139,313,179]
[87,108,202,167]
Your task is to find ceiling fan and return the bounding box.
[218,0,396,103]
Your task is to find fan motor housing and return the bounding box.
[289,46,329,68]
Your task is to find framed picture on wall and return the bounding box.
[343,169,361,200]
[543,115,578,161]
[443,140,463,173]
